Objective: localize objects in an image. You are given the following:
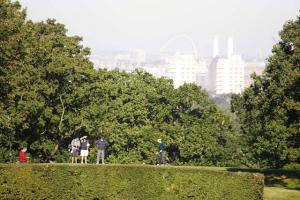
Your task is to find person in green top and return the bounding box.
[157,139,166,165]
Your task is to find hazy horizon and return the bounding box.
[19,0,300,59]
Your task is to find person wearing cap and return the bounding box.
[157,139,166,165]
[80,136,90,164]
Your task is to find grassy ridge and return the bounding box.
[264,187,300,200]
[0,164,263,200]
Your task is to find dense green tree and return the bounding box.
[0,0,94,162]
[171,84,242,166]
[64,68,242,165]
[231,15,300,168]
[0,0,27,161]
[211,93,232,108]
[19,19,94,162]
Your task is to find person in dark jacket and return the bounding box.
[157,139,166,165]
[80,136,90,164]
[95,137,108,164]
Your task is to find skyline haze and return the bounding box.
[19,0,300,59]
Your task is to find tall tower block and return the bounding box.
[227,36,233,58]
[213,35,219,58]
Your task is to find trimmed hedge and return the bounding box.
[0,164,264,200]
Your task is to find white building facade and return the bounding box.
[209,37,245,94]
[214,55,244,94]
[244,61,265,87]
[164,53,207,88]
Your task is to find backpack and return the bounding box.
[71,138,80,148]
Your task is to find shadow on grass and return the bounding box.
[227,168,300,191]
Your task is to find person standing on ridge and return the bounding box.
[80,136,90,164]
[157,139,166,165]
[95,137,108,164]
[18,147,29,163]
[70,138,80,163]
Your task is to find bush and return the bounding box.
[0,164,264,200]
[283,163,300,170]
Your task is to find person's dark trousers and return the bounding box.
[159,151,165,164]
[97,149,105,164]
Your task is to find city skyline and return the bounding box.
[19,0,300,59]
[89,37,264,94]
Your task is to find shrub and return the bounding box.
[283,163,300,170]
[0,164,264,200]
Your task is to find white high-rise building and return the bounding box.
[164,53,207,88]
[227,36,234,58]
[213,35,219,58]
[196,60,209,90]
[209,37,245,94]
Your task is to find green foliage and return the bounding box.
[70,71,242,166]
[0,164,264,200]
[0,0,26,162]
[283,163,300,170]
[211,93,232,108]
[231,14,300,168]
[0,0,94,162]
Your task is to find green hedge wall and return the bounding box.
[0,164,264,200]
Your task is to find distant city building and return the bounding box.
[196,60,209,90]
[89,37,265,93]
[227,36,234,58]
[213,35,219,58]
[143,64,166,78]
[164,53,206,88]
[132,49,146,64]
[208,37,245,94]
[244,61,265,87]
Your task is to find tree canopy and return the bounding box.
[231,15,300,168]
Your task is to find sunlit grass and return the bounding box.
[264,187,300,200]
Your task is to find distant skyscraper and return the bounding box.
[244,61,265,87]
[196,60,209,89]
[208,36,245,94]
[213,35,219,58]
[227,36,234,58]
[210,55,244,94]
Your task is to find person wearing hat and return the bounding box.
[80,136,90,164]
[157,139,166,165]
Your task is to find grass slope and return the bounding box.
[264,187,300,200]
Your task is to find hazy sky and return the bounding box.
[19,0,300,58]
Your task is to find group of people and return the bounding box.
[69,136,108,164]
[18,137,166,165]
[69,137,166,165]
